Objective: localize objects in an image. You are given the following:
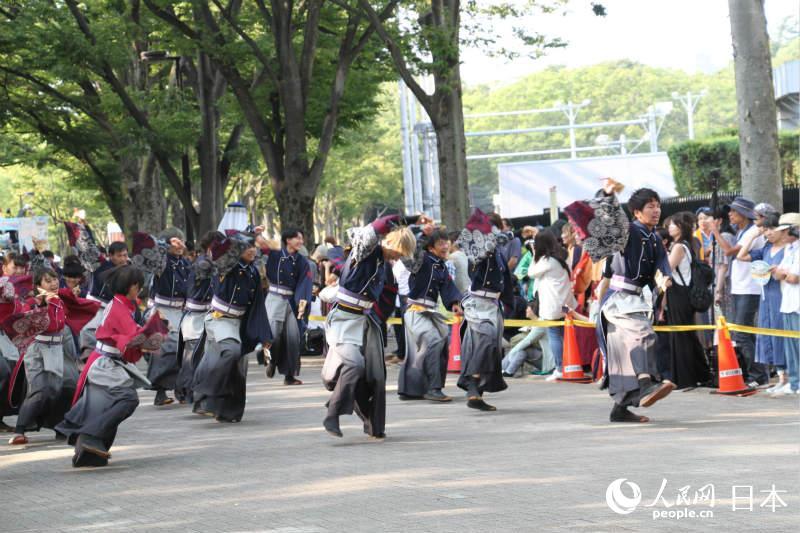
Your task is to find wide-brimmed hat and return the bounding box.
[754,202,778,218]
[730,197,756,220]
[775,212,800,232]
[310,244,329,262]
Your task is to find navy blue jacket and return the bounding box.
[605,220,672,289]
[89,260,116,302]
[152,253,191,299]
[212,261,273,351]
[263,248,313,311]
[469,251,515,309]
[407,252,462,309]
[186,254,214,305]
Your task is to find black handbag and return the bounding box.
[302,327,325,355]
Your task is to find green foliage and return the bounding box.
[0,164,115,254]
[460,60,738,207]
[667,132,800,195]
[773,36,800,67]
[320,85,404,222]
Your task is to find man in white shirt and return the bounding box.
[727,197,769,386]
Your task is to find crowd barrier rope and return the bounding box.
[306,315,800,339]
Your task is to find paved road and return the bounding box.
[1,357,798,532]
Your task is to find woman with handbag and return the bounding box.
[666,212,710,389]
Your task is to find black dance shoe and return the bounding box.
[323,416,343,438]
[609,404,650,423]
[467,398,496,411]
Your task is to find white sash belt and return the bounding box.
[96,341,121,354]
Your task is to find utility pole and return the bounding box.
[672,90,707,140]
[398,80,415,215]
[558,100,591,158]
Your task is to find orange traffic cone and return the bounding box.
[447,319,462,373]
[711,317,757,397]
[591,348,604,383]
[558,316,592,383]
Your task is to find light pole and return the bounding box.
[140,51,182,90]
[556,99,591,159]
[672,89,707,140]
[17,191,33,216]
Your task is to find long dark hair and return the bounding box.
[533,231,570,274]
[108,265,145,295]
[670,211,695,243]
[670,211,699,257]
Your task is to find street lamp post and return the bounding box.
[557,99,592,159]
[672,89,707,140]
[17,191,33,216]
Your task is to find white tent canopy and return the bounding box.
[498,152,677,218]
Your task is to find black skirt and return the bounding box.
[666,284,710,388]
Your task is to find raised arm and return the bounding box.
[736,228,763,262]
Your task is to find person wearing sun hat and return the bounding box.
[727,196,769,387]
[737,212,791,392]
[772,213,800,395]
[754,202,779,228]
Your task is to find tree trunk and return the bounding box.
[274,175,316,235]
[729,0,782,207]
[432,74,470,230]
[125,152,166,234]
[196,51,226,236]
[424,0,470,229]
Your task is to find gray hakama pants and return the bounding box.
[265,292,301,378]
[16,329,80,432]
[192,317,248,422]
[146,306,181,392]
[175,311,206,402]
[56,355,148,456]
[398,308,449,397]
[457,295,508,395]
[602,311,659,407]
[322,307,386,437]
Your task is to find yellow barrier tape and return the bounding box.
[726,324,800,339]
[307,314,799,338]
[653,325,717,333]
